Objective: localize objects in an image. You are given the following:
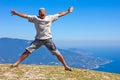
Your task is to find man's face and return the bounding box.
[39,9,46,17]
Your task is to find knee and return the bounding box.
[23,50,31,55]
[51,50,61,56]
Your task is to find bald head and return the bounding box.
[38,8,46,19]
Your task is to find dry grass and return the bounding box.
[0,64,120,80]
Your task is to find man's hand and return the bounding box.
[10,10,28,18]
[11,10,17,15]
[68,7,74,13]
[58,6,74,17]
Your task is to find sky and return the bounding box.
[0,0,120,47]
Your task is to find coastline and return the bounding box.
[91,60,113,70]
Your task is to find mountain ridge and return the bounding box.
[0,38,111,70]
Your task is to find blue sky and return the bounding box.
[0,0,120,47]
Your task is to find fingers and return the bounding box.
[68,6,74,13]
[70,6,73,9]
[70,7,73,12]
[11,10,16,15]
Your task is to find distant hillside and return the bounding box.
[0,38,111,69]
[0,64,120,80]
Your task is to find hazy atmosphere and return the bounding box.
[0,0,120,47]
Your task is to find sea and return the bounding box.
[79,46,120,74]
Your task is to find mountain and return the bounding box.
[0,64,120,80]
[0,38,111,69]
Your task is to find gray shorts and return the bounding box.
[26,38,61,56]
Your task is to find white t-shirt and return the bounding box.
[27,14,59,40]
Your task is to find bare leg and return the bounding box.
[56,53,72,71]
[11,50,30,67]
[44,39,72,71]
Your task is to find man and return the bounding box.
[11,7,73,71]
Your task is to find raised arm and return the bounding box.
[11,10,28,18]
[58,7,74,17]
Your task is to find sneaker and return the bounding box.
[65,67,73,71]
[10,64,18,68]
